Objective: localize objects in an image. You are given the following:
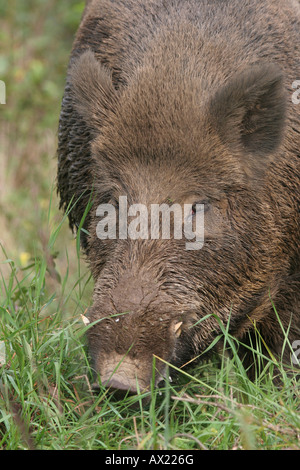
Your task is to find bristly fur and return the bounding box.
[57,0,300,390]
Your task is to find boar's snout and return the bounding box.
[89,322,177,399]
[88,269,190,398]
[88,311,189,398]
[95,353,153,400]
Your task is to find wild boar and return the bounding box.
[57,0,300,395]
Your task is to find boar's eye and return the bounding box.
[191,200,211,216]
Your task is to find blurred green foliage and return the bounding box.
[1,0,85,128]
[0,0,85,274]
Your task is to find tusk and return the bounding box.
[81,314,90,325]
[174,321,183,338]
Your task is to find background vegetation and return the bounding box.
[0,0,299,450]
[0,0,85,268]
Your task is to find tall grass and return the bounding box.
[0,209,299,450]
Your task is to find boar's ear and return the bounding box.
[68,50,117,132]
[209,64,286,176]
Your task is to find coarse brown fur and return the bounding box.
[57,0,300,393]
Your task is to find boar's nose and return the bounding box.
[93,354,149,397]
[101,372,148,399]
[91,376,137,397]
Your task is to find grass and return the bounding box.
[0,209,299,450]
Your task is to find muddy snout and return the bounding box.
[88,316,185,399]
[87,274,187,400]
